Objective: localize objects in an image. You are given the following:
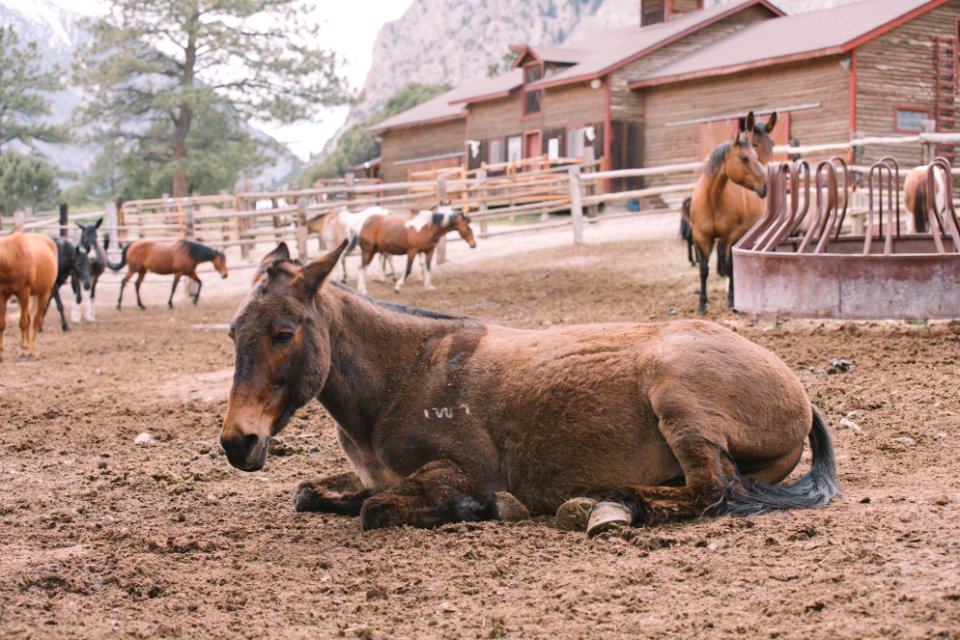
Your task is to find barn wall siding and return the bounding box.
[855,0,960,167]
[640,57,850,185]
[379,118,466,182]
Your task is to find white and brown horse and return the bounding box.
[220,242,839,535]
[309,206,393,282]
[0,232,58,360]
[356,206,477,294]
[904,164,947,233]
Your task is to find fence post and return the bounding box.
[345,172,356,205]
[183,203,195,240]
[296,197,308,261]
[106,201,118,257]
[13,211,24,231]
[569,165,584,246]
[59,203,68,238]
[237,196,252,260]
[584,147,598,218]
[476,169,489,238]
[436,176,448,265]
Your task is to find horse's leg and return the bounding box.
[423,249,435,291]
[168,274,181,308]
[716,242,727,277]
[696,242,711,314]
[394,251,416,293]
[49,285,69,332]
[70,274,82,324]
[727,249,736,310]
[16,289,31,356]
[358,460,527,530]
[32,288,53,354]
[117,270,134,310]
[134,269,146,310]
[189,271,202,305]
[0,293,8,362]
[340,254,349,283]
[85,274,96,322]
[294,471,376,515]
[357,248,372,295]
[373,253,387,283]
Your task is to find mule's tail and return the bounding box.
[913,185,927,233]
[107,243,128,271]
[719,407,840,516]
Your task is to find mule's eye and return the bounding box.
[273,331,294,345]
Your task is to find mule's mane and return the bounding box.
[328,279,462,321]
[181,240,221,261]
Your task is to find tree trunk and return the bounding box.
[171,104,193,198]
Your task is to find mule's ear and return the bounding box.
[300,240,349,298]
[95,218,103,229]
[744,111,756,134]
[76,221,85,230]
[765,112,777,134]
[261,242,290,267]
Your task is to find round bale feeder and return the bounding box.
[733,158,960,320]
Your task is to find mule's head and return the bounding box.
[212,251,228,279]
[220,241,347,471]
[725,112,767,198]
[454,214,477,248]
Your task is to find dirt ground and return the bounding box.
[2,218,959,639]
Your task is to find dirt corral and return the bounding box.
[2,220,959,639]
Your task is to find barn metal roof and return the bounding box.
[367,70,523,134]
[525,0,784,90]
[630,0,947,88]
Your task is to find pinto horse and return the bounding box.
[689,111,770,312]
[43,238,91,332]
[220,242,839,535]
[108,239,227,309]
[356,206,477,294]
[0,232,58,361]
[308,206,394,282]
[77,218,108,321]
[904,164,947,234]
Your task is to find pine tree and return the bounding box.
[0,26,67,152]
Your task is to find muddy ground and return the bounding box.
[1,220,959,639]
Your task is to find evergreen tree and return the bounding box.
[74,0,353,197]
[0,26,67,151]
[0,151,60,217]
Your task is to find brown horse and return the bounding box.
[904,164,947,234]
[0,232,58,361]
[220,242,838,535]
[108,239,227,309]
[689,111,770,312]
[356,206,477,295]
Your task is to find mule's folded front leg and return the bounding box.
[294,471,376,515]
[359,460,525,530]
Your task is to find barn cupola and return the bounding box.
[640,0,705,26]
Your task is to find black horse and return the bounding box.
[43,238,91,332]
[77,219,108,321]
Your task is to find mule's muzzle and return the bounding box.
[220,432,267,471]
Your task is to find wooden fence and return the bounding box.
[3,133,959,260]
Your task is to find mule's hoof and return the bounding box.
[494,492,530,522]
[555,497,597,532]
[293,481,320,512]
[586,501,633,537]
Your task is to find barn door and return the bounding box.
[523,130,542,170]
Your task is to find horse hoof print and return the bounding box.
[586,501,633,537]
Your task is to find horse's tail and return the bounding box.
[107,243,128,271]
[718,406,840,516]
[102,232,110,252]
[345,230,360,255]
[913,184,927,233]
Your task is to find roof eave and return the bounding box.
[529,0,785,91]
[448,88,518,106]
[366,113,465,135]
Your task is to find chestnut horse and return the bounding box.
[356,206,477,294]
[108,239,227,309]
[689,111,770,312]
[0,232,58,361]
[220,242,838,535]
[904,164,947,234]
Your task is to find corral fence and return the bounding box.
[3,133,959,263]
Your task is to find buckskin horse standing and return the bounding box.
[689,111,771,312]
[0,232,58,361]
[356,206,477,295]
[108,239,228,309]
[220,242,838,536]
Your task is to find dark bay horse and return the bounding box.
[0,232,58,360]
[356,206,477,294]
[108,239,228,309]
[220,242,838,535]
[43,238,91,332]
[77,218,108,321]
[689,111,771,312]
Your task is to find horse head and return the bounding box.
[212,250,229,279]
[220,241,347,472]
[742,111,777,165]
[453,213,477,249]
[76,218,103,253]
[725,112,768,198]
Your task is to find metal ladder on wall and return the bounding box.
[933,35,957,162]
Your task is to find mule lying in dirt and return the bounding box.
[220,242,839,535]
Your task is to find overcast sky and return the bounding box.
[47,0,415,161]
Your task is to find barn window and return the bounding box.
[641,0,665,26]
[523,62,543,116]
[488,138,505,164]
[507,136,523,163]
[893,106,932,133]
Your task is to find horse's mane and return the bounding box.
[181,240,221,261]
[705,141,732,176]
[329,279,462,321]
